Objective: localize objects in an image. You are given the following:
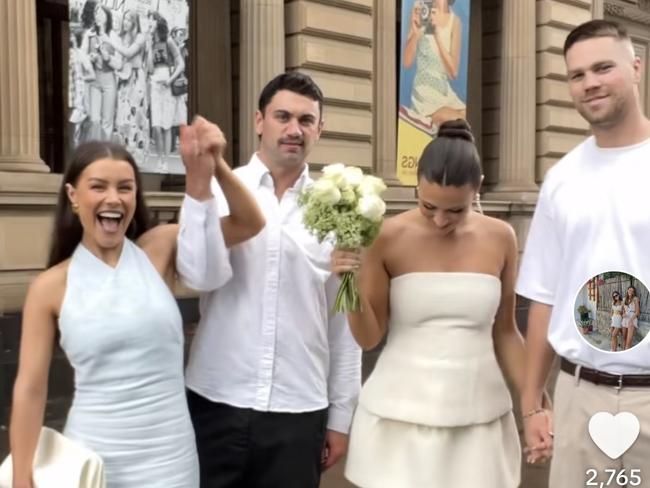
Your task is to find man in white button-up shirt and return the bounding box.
[517,20,650,487]
[177,72,362,488]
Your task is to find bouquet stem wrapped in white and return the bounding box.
[298,163,387,313]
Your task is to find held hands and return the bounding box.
[523,406,554,464]
[321,430,349,471]
[180,116,228,201]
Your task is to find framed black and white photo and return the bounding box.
[69,0,190,174]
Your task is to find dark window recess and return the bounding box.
[36,0,69,174]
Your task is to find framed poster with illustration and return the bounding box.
[396,0,472,185]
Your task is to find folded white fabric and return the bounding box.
[0,427,105,488]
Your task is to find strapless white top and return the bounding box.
[358,273,513,427]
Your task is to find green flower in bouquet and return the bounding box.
[298,163,387,312]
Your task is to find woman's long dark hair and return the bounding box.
[121,10,141,39]
[81,2,113,35]
[625,286,638,306]
[94,5,113,34]
[48,141,150,267]
[80,0,97,30]
[149,11,169,42]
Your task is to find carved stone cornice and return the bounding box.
[604,0,650,24]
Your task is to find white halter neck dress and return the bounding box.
[345,273,520,488]
[59,240,199,487]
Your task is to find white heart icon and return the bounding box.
[588,412,640,459]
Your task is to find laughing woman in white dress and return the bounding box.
[9,118,264,488]
[333,120,535,488]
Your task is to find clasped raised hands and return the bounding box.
[180,116,229,201]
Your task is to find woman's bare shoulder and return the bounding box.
[372,211,421,261]
[453,11,462,27]
[137,223,179,250]
[380,210,417,238]
[27,260,70,305]
[35,260,69,287]
[137,224,179,277]
[474,213,516,241]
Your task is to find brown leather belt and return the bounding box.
[560,358,650,388]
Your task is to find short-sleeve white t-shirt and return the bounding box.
[516,136,650,374]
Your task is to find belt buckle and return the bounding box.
[615,374,624,390]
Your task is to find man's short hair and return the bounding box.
[258,72,324,118]
[564,19,631,56]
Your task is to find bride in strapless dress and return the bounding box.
[333,120,538,488]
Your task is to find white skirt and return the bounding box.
[344,404,521,488]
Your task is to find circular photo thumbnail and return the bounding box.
[574,272,649,352]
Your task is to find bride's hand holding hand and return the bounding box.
[523,407,554,464]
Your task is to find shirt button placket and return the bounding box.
[256,201,281,410]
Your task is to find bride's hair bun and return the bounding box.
[437,119,474,143]
[417,118,481,188]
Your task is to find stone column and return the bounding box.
[0,0,47,173]
[484,0,538,202]
[239,0,285,163]
[373,0,399,185]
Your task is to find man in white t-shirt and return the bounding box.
[516,20,650,487]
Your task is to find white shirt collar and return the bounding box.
[246,153,311,192]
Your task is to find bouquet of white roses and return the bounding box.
[298,163,387,313]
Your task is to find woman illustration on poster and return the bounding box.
[106,9,150,162]
[147,11,184,173]
[401,0,466,134]
[80,1,122,141]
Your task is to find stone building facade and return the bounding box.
[1,0,649,476]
